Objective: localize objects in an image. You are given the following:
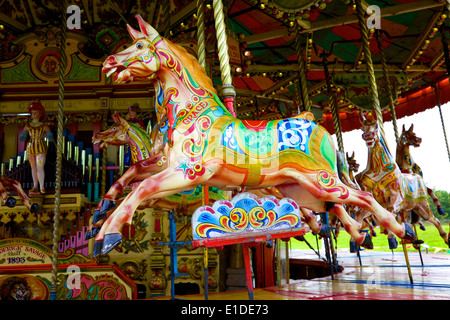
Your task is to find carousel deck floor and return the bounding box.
[152,249,450,300]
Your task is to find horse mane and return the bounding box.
[164,39,218,96]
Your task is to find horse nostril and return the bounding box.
[108,56,116,63]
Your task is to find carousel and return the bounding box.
[0,0,449,301]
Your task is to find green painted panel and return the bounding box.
[1,56,43,83]
[66,54,100,82]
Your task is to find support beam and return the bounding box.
[244,0,445,44]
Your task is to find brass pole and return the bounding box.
[295,25,311,111]
[355,0,385,137]
[212,0,236,116]
[376,31,399,142]
[51,0,68,299]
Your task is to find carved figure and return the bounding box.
[19,100,53,194]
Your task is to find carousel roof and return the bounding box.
[1,0,449,134]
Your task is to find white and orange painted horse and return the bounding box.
[357,114,448,247]
[94,14,415,256]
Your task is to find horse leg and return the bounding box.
[2,177,39,213]
[299,208,322,235]
[413,202,448,246]
[95,167,210,256]
[326,172,416,241]
[341,185,416,241]
[92,155,166,223]
[85,198,124,240]
[275,170,367,245]
[427,187,446,216]
[277,186,326,237]
[328,204,368,247]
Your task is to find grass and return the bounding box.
[288,221,450,254]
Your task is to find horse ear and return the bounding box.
[135,14,160,42]
[409,124,414,132]
[127,24,145,41]
[118,114,128,126]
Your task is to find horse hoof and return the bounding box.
[403,222,416,241]
[318,224,330,238]
[420,225,426,231]
[85,227,100,240]
[388,237,398,250]
[100,199,116,215]
[349,241,357,253]
[92,210,106,224]
[361,233,373,250]
[30,203,40,213]
[438,207,446,216]
[5,197,16,208]
[101,233,123,256]
[92,241,103,258]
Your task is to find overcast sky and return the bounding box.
[331,102,450,192]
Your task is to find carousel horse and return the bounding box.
[396,124,445,216]
[356,114,448,248]
[88,112,321,244]
[346,152,376,237]
[0,176,39,213]
[95,14,415,256]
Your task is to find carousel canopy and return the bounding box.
[0,0,449,134]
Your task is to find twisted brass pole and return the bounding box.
[163,0,171,39]
[295,25,311,111]
[433,83,450,162]
[197,0,206,69]
[212,0,236,116]
[51,0,68,299]
[355,0,385,137]
[376,31,399,142]
[101,112,108,196]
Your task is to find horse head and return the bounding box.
[102,14,162,84]
[359,112,379,148]
[92,112,130,148]
[400,124,422,148]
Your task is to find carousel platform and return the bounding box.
[152,249,450,300]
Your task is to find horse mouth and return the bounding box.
[413,138,422,147]
[103,65,127,81]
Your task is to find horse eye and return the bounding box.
[136,42,144,50]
